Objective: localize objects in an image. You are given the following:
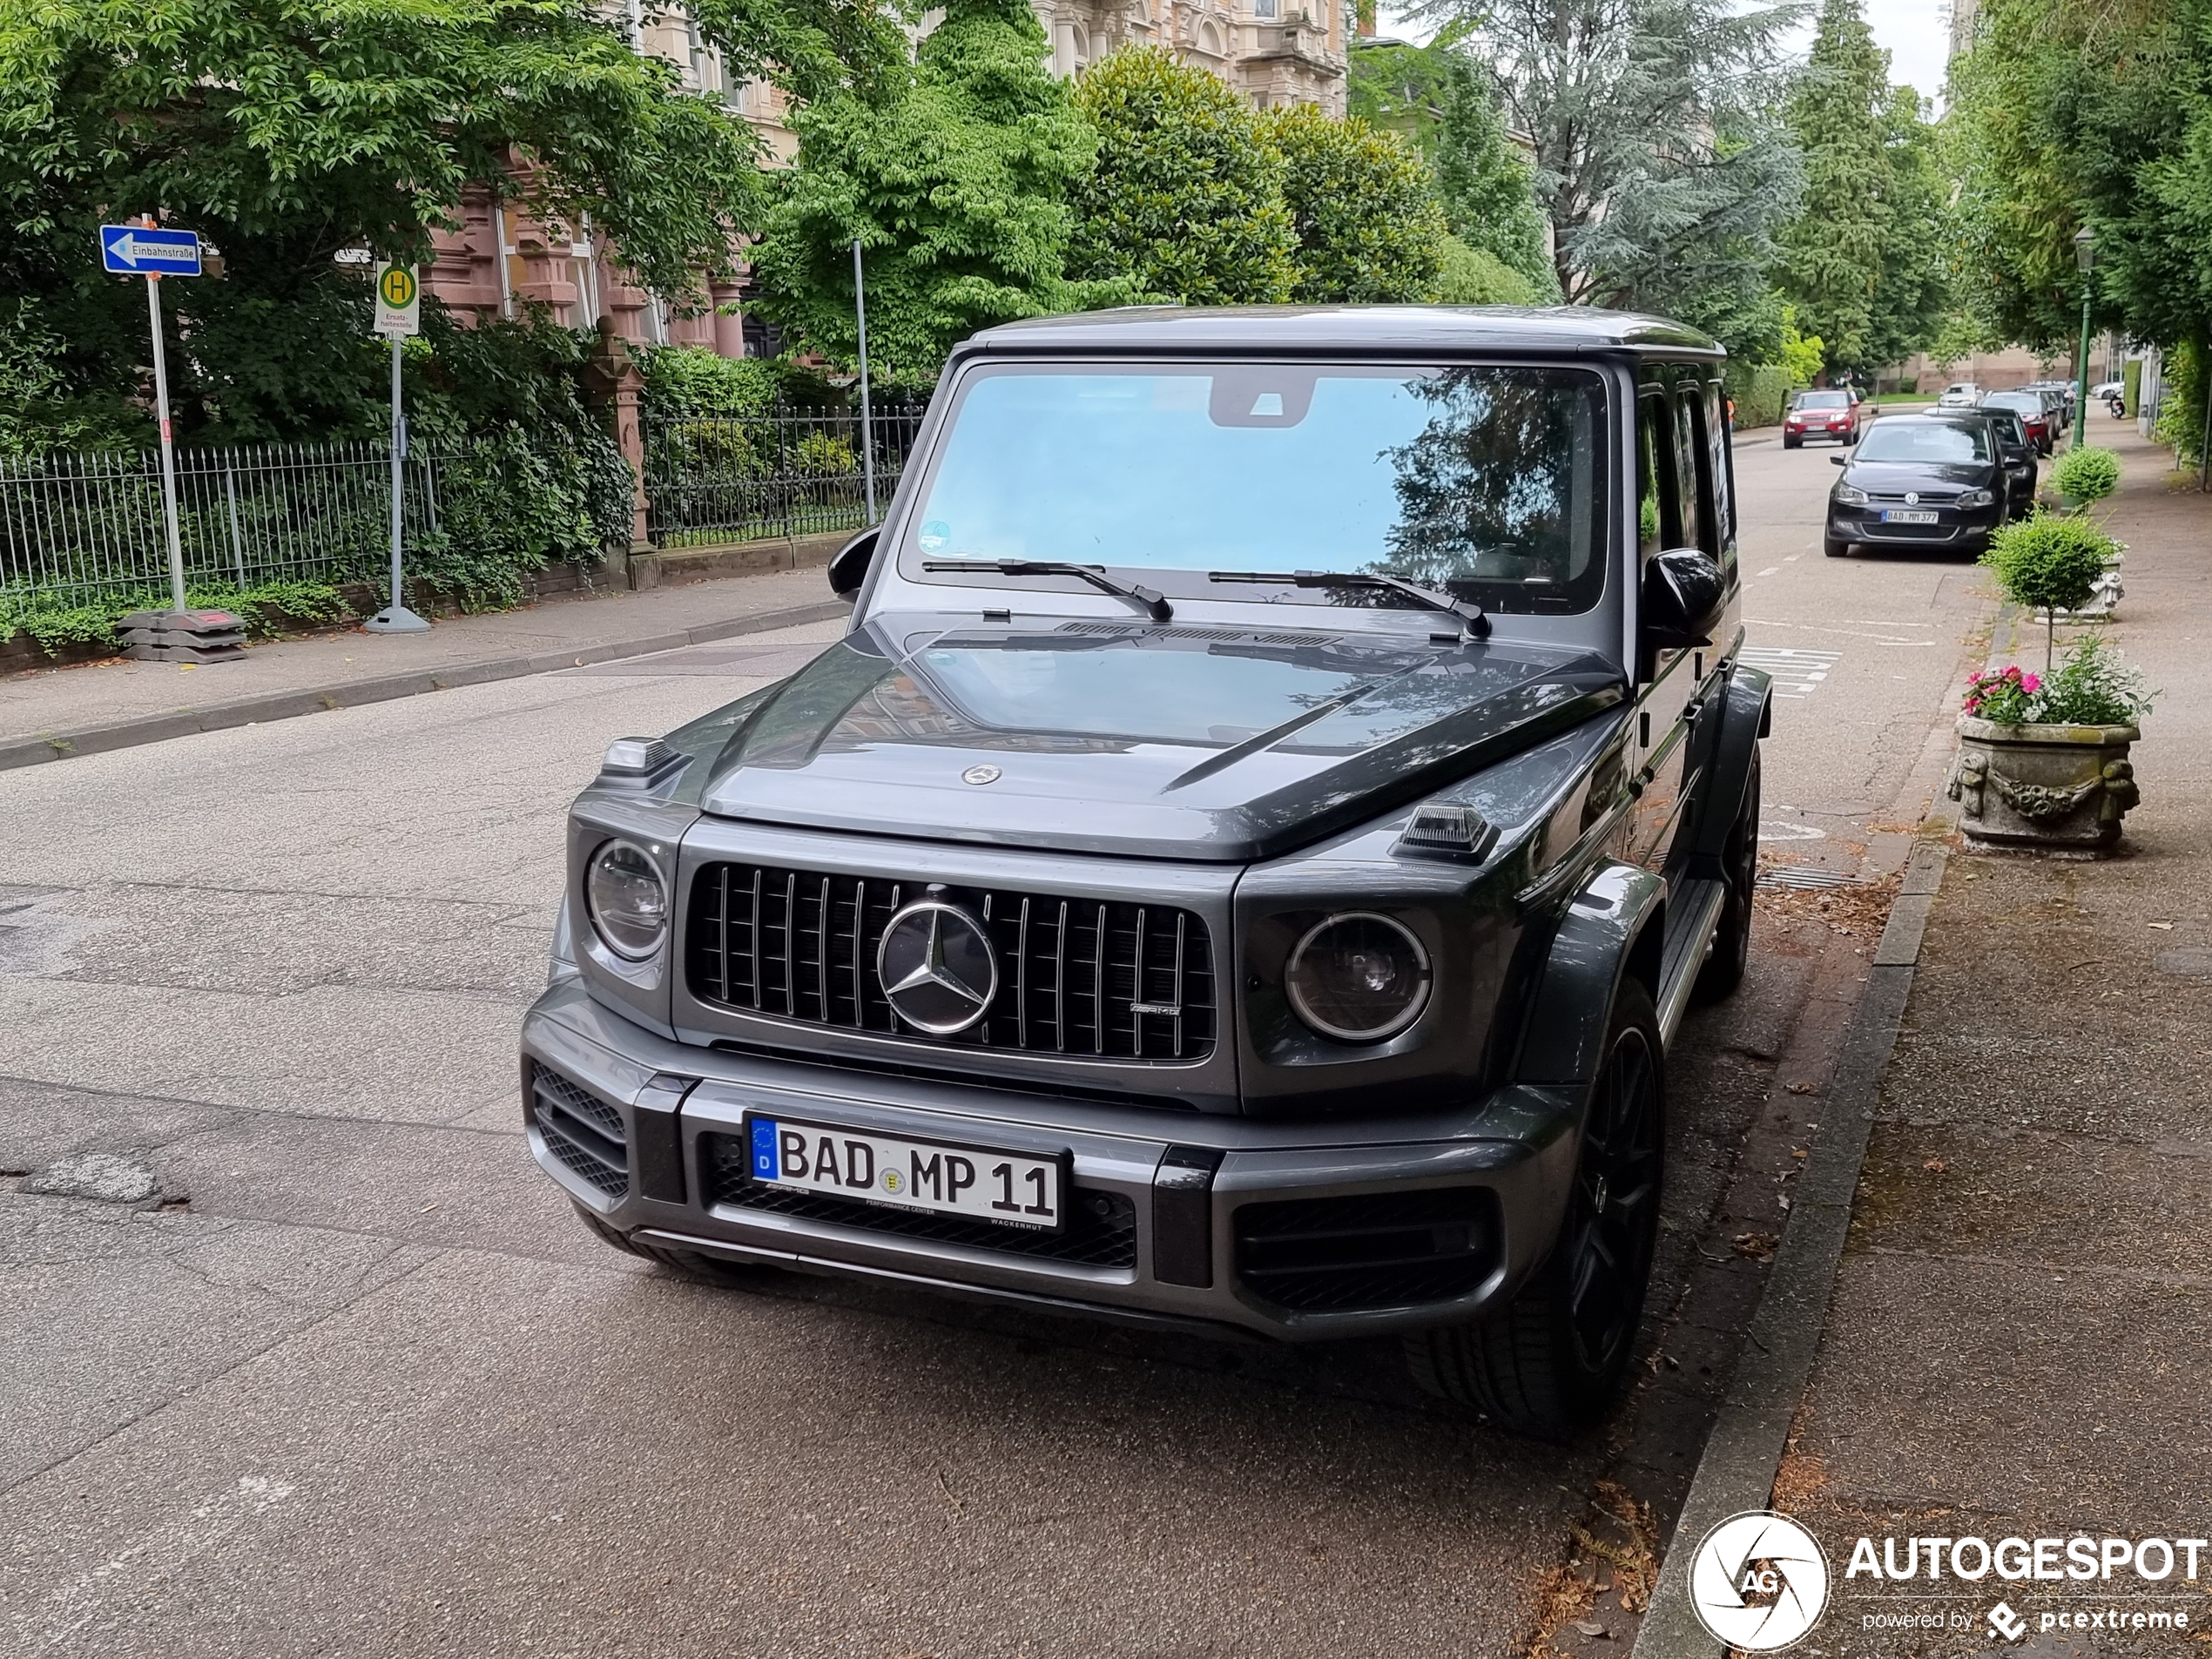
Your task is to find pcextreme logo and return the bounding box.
[1689,1511,1831,1651]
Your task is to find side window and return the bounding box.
[1673,388,1711,556]
[1703,381,1737,562]
[1635,393,1677,558]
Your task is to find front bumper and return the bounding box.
[1784,422,1853,442]
[523,981,1584,1342]
[1827,500,2004,550]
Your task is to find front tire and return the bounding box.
[1404,981,1665,1440]
[1783,435,1802,450]
[1695,744,1760,1003]
[1823,534,1851,557]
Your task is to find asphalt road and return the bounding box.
[0,433,1992,1659]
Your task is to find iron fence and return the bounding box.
[644,408,927,549]
[0,442,441,610]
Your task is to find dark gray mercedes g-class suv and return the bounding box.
[523,307,1769,1438]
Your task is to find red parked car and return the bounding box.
[1981,389,2056,455]
[1783,388,1867,448]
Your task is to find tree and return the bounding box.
[0,0,759,440]
[1435,236,1541,304]
[1348,36,1556,299]
[1859,84,1949,372]
[1777,0,1889,373]
[1067,46,1296,306]
[1945,0,2209,356]
[1431,54,1556,299]
[751,0,1112,383]
[1405,0,1805,343]
[1261,105,1446,302]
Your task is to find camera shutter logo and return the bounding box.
[1688,1511,1831,1651]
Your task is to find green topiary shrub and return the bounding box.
[2049,443,2121,508]
[1979,511,2120,668]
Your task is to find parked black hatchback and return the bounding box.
[1824,414,2008,558]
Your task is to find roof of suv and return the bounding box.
[962,305,1724,359]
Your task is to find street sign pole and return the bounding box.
[144,266,187,612]
[101,218,245,663]
[365,262,429,633]
[852,238,876,524]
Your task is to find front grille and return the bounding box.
[699,1134,1137,1267]
[685,864,1216,1062]
[531,1063,628,1198]
[1234,1188,1499,1312]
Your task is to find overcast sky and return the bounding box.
[1373,0,1953,108]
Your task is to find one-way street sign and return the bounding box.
[100,225,202,276]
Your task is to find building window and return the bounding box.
[1254,0,1278,17]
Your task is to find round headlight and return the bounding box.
[586,840,669,961]
[1285,912,1432,1043]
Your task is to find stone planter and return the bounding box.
[1947,717,2141,853]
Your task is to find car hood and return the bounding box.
[1841,459,1995,491]
[694,617,1627,861]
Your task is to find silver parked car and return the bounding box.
[1936,382,1982,408]
[523,307,1771,1440]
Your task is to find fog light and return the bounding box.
[1285,912,1431,1042]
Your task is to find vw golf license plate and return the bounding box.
[745,1116,1065,1231]
[1882,509,1939,524]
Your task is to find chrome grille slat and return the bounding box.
[685,863,1214,1062]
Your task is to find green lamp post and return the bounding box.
[2071,225,2095,451]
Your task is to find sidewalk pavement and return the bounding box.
[1782,424,2212,1651]
[0,564,845,769]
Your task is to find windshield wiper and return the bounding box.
[1208,569,1490,638]
[922,559,1172,624]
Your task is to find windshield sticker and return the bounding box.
[918,520,951,553]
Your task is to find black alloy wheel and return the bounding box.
[1403,981,1666,1440]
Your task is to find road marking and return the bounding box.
[1743,618,1933,645]
[1738,645,1840,698]
[1784,555,1800,562]
[1755,566,1781,577]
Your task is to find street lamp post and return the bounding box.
[2072,226,2096,451]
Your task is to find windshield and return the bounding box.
[1795,392,1847,409]
[903,363,1609,615]
[1985,392,2039,413]
[1856,422,1991,463]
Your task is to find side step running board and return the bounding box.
[1655,877,1729,1048]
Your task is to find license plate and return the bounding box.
[744,1116,1065,1231]
[1882,509,1939,524]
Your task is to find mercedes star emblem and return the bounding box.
[961,764,1001,786]
[876,900,999,1035]
[1904,490,1919,505]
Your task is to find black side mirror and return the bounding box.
[1641,546,1726,651]
[828,526,880,598]
[1830,453,1848,466]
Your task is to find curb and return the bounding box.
[1630,838,1950,1658]
[0,597,847,774]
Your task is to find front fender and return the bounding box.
[1513,860,1667,1087]
[1688,661,1771,868]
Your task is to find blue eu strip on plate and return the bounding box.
[751,1118,779,1178]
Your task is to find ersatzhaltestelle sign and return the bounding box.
[1689,1509,2206,1649]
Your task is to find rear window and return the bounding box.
[1794,392,1847,410]
[1986,392,2040,412]
[1856,422,1992,463]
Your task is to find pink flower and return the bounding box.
[2021,673,2040,692]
